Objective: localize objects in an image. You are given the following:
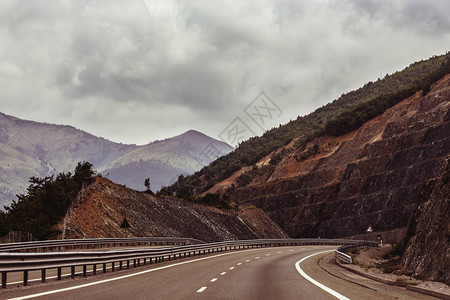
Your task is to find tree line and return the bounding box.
[0,162,95,240]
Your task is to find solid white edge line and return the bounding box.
[7,248,261,300]
[295,250,350,300]
[196,287,207,293]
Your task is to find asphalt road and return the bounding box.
[0,246,435,300]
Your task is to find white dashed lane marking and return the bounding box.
[265,254,271,256]
[229,267,235,270]
[197,287,207,293]
[245,260,250,262]
[237,263,242,265]
[210,278,217,282]
[220,272,226,275]
[255,257,260,259]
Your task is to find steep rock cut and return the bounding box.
[59,177,288,242]
[402,155,449,284]
[230,75,450,241]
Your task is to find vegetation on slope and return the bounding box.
[158,52,450,201]
[0,162,95,240]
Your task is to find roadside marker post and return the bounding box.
[377,234,382,246]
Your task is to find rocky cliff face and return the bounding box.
[227,75,450,241]
[402,156,449,284]
[59,177,288,242]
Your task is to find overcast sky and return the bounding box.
[1,0,449,145]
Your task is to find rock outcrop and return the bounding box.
[402,156,449,284]
[229,75,450,241]
[59,177,288,242]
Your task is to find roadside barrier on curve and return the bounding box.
[0,237,206,253]
[0,238,374,288]
[334,241,379,264]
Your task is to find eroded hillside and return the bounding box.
[217,75,450,242]
[58,177,288,242]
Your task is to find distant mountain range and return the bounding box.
[0,112,233,207]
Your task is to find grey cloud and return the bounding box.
[399,0,450,34]
[0,0,449,145]
[344,0,450,36]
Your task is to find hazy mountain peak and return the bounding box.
[171,130,233,149]
[0,113,233,207]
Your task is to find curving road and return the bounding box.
[0,246,435,300]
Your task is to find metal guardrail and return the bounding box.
[0,238,373,288]
[0,237,206,253]
[334,241,379,264]
[335,250,353,264]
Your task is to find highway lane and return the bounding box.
[0,246,435,300]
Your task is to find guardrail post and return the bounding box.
[83,265,87,277]
[111,262,115,272]
[127,260,130,268]
[120,261,123,269]
[103,263,106,273]
[57,267,62,280]
[41,269,46,283]
[71,266,75,278]
[93,264,97,275]
[23,271,28,286]
[2,272,7,288]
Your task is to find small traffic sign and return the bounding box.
[365,225,373,233]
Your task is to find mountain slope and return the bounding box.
[0,114,232,207]
[220,74,450,242]
[163,53,449,196]
[59,177,288,241]
[98,130,233,192]
[164,53,450,244]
